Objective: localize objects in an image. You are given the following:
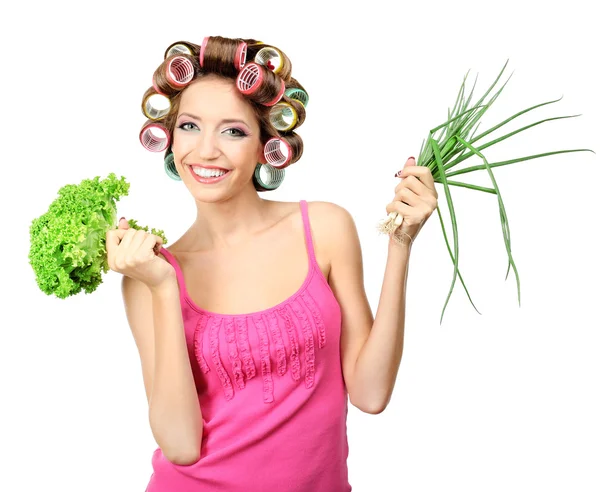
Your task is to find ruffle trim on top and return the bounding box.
[191,295,328,403]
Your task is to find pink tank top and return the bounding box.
[147,200,352,492]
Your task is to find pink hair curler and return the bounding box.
[236,63,263,95]
[234,41,247,71]
[263,137,293,169]
[139,122,171,152]
[236,63,285,106]
[165,56,195,88]
[199,36,209,67]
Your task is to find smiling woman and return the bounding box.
[121,35,357,492]
[139,37,308,192]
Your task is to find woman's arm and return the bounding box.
[350,238,410,413]
[122,274,203,465]
[325,161,437,414]
[322,202,410,414]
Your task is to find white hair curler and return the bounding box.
[164,42,193,59]
[142,93,171,120]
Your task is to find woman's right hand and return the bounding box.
[106,217,176,290]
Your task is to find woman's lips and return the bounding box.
[188,165,231,184]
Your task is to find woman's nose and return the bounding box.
[197,133,220,158]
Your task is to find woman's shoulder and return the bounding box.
[254,199,352,247]
[298,201,355,262]
[271,199,350,234]
[302,200,354,233]
[157,199,352,256]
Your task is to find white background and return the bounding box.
[1,0,598,491]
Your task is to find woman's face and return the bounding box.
[172,74,266,201]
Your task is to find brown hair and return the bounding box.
[140,36,309,192]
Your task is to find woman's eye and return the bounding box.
[178,122,197,131]
[225,128,247,137]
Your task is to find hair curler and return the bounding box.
[254,47,284,73]
[142,92,171,120]
[199,36,209,67]
[269,102,298,132]
[164,41,193,59]
[236,63,285,106]
[263,137,294,169]
[139,122,171,152]
[165,55,195,89]
[254,163,285,191]
[163,152,181,181]
[284,87,309,107]
[234,41,247,71]
[200,37,247,73]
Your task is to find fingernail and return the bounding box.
[395,170,403,178]
[119,217,126,222]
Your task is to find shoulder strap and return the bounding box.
[299,200,318,268]
[158,246,188,298]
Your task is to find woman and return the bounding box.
[106,36,438,492]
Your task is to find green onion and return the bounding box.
[378,59,595,325]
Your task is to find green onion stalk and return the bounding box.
[377,59,595,325]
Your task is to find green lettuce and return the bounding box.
[28,173,167,299]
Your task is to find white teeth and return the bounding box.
[192,167,227,178]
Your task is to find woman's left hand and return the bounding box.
[385,157,439,245]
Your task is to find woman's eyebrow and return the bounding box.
[178,112,249,126]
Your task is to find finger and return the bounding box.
[386,200,413,218]
[118,217,130,229]
[394,157,415,178]
[141,234,164,257]
[118,229,146,254]
[118,228,136,247]
[106,227,130,246]
[393,186,420,207]
[395,174,431,196]
[128,230,151,255]
[106,229,126,252]
[398,165,436,192]
[106,229,128,270]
